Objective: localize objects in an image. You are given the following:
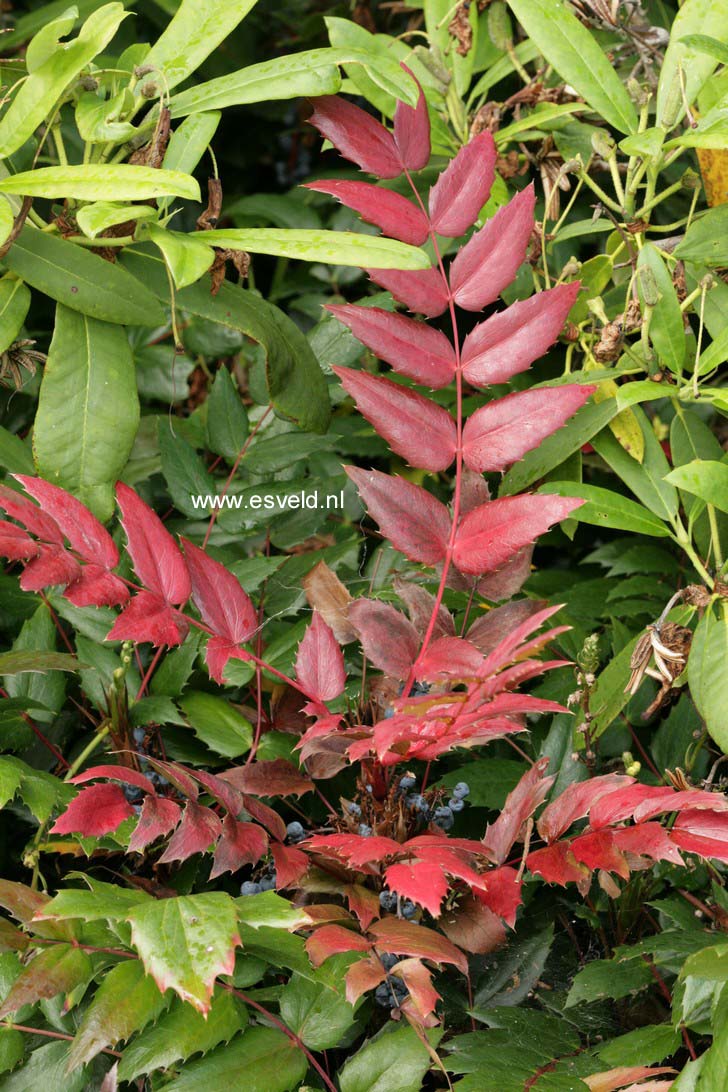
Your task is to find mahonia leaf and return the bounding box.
[128,795,182,854]
[450,185,536,311]
[347,598,419,678]
[393,63,430,170]
[159,1026,308,1092]
[345,467,450,565]
[295,612,346,702]
[50,782,134,837]
[0,944,92,1018]
[303,180,429,245]
[428,132,496,238]
[182,539,257,683]
[325,304,455,388]
[308,96,402,178]
[365,266,448,317]
[452,494,584,576]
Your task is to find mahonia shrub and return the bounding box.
[1,66,728,1082]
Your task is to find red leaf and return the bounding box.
[145,758,199,799]
[210,815,268,878]
[570,830,629,879]
[106,590,189,647]
[476,544,533,602]
[303,180,428,245]
[64,564,129,608]
[450,185,536,311]
[475,866,522,927]
[394,64,430,171]
[334,366,456,472]
[205,639,251,686]
[308,95,402,178]
[271,842,310,888]
[417,636,484,681]
[325,304,455,388]
[369,917,467,972]
[611,823,683,865]
[346,467,450,565]
[632,788,728,824]
[0,521,38,560]
[345,953,387,1004]
[483,758,553,864]
[222,758,314,798]
[71,766,156,794]
[16,476,118,568]
[462,385,595,473]
[128,795,181,853]
[344,884,381,931]
[306,924,372,967]
[384,861,449,917]
[480,603,565,676]
[20,544,80,592]
[441,896,506,955]
[526,841,591,887]
[393,957,440,1019]
[588,784,668,829]
[461,283,581,385]
[467,599,547,656]
[537,775,636,843]
[348,598,419,678]
[306,832,402,869]
[183,538,257,647]
[241,794,287,842]
[670,809,728,862]
[0,483,63,543]
[191,768,245,815]
[50,783,133,837]
[294,611,346,702]
[365,266,449,317]
[428,132,496,237]
[395,577,455,640]
[158,801,222,863]
[453,493,583,576]
[116,482,190,605]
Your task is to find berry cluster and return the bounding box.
[374,953,409,1009]
[239,865,276,896]
[124,727,168,811]
[397,775,470,831]
[286,820,307,844]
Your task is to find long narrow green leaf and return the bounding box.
[656,0,728,128]
[1,165,200,201]
[199,228,429,269]
[538,482,671,536]
[142,0,257,90]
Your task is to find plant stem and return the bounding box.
[64,722,110,782]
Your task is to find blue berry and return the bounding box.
[449,797,465,813]
[452,782,470,799]
[123,784,143,803]
[380,953,398,970]
[240,881,261,896]
[286,821,306,843]
[383,706,394,720]
[132,803,142,815]
[398,775,416,792]
[434,806,454,831]
[346,802,362,818]
[375,983,392,1007]
[406,793,426,810]
[259,874,276,891]
[401,900,417,919]
[358,823,372,837]
[365,785,373,794]
[132,727,146,745]
[379,890,397,912]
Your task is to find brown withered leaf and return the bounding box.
[221,757,314,797]
[303,560,356,642]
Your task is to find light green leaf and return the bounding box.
[235,891,311,932]
[118,990,245,1083]
[206,367,248,461]
[179,691,252,759]
[0,3,129,158]
[0,426,33,475]
[565,957,653,1008]
[538,482,671,536]
[688,602,728,752]
[35,885,150,923]
[665,460,728,514]
[0,277,31,355]
[591,407,678,520]
[200,228,429,270]
[619,127,666,158]
[160,111,221,210]
[680,943,728,982]
[339,1024,441,1092]
[656,0,728,128]
[0,198,14,249]
[75,201,156,239]
[667,105,728,148]
[674,206,728,266]
[25,5,78,72]
[162,1026,307,1092]
[506,0,638,133]
[3,227,165,326]
[637,243,686,375]
[1,165,200,202]
[0,756,73,824]
[147,224,214,289]
[74,88,137,143]
[143,0,257,91]
[33,304,140,521]
[158,420,216,517]
[127,893,240,1012]
[66,960,168,1071]
[495,102,584,146]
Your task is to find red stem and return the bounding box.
[203,404,273,549]
[0,685,69,770]
[135,645,165,701]
[7,1023,122,1058]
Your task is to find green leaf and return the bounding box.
[340,1024,441,1092]
[0,1041,89,1092]
[35,885,150,923]
[688,602,728,752]
[118,990,244,1082]
[435,759,524,809]
[591,407,678,520]
[506,0,637,133]
[179,691,253,759]
[0,756,72,823]
[158,420,216,517]
[206,368,249,461]
[1,166,200,201]
[618,127,666,158]
[0,3,128,158]
[162,111,221,176]
[588,633,640,740]
[0,1027,23,1075]
[666,460,728,515]
[147,225,215,289]
[0,944,93,1018]
[473,924,554,1009]
[637,244,686,375]
[162,1026,307,1092]
[495,103,585,146]
[279,966,361,1050]
[67,960,168,1070]
[674,206,728,266]
[200,228,430,270]
[565,957,653,1008]
[3,227,165,326]
[500,398,618,496]
[0,198,14,250]
[127,893,240,1012]
[74,201,156,239]
[680,32,728,64]
[121,247,330,432]
[680,943,728,982]
[143,0,257,91]
[3,606,69,723]
[597,1024,681,1067]
[235,890,311,932]
[0,425,34,475]
[538,482,670,536]
[0,277,29,356]
[0,650,80,675]
[74,88,137,143]
[33,304,140,521]
[656,0,728,128]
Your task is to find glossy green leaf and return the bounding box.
[163,111,221,175]
[0,198,14,249]
[619,127,666,158]
[200,228,429,270]
[0,756,72,823]
[0,651,80,675]
[680,943,728,982]
[3,607,68,724]
[3,227,165,326]
[1,165,200,201]
[118,990,245,1083]
[158,420,216,518]
[279,966,361,1050]
[656,0,728,128]
[206,367,249,461]
[665,460,728,515]
[506,0,637,133]
[162,1026,307,1092]
[597,1024,681,1067]
[143,0,257,90]
[565,956,653,1008]
[121,247,330,432]
[0,944,92,1018]
[127,893,240,1013]
[147,224,214,289]
[688,602,728,752]
[36,884,150,923]
[75,201,156,239]
[0,426,33,475]
[0,3,128,158]
[591,407,678,520]
[0,1041,89,1092]
[74,89,137,143]
[538,482,671,536]
[33,304,140,521]
[670,406,727,554]
[637,244,685,375]
[0,277,31,355]
[340,1024,441,1092]
[674,206,728,265]
[235,890,311,932]
[0,1027,23,1075]
[66,960,168,1071]
[179,691,252,759]
[680,32,728,63]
